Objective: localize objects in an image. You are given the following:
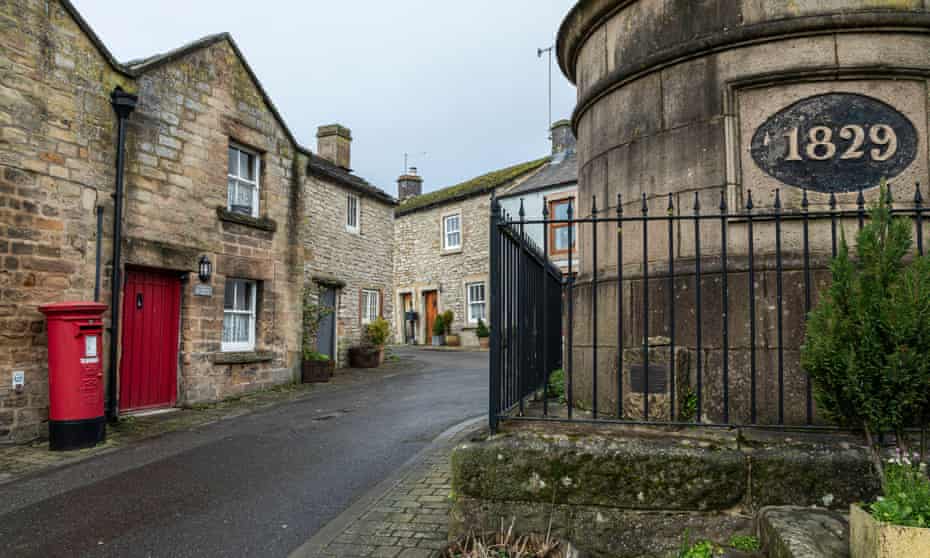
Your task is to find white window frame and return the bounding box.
[361,289,380,325]
[346,193,360,233]
[443,213,462,251]
[222,279,257,352]
[227,143,261,218]
[466,282,486,325]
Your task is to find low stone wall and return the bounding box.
[450,426,878,557]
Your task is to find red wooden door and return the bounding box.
[119,269,181,412]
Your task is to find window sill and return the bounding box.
[216,207,277,233]
[213,351,274,365]
[440,248,463,256]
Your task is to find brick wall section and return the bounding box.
[0,1,132,441]
[302,175,394,366]
[123,40,303,403]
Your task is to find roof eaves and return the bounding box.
[127,33,312,157]
[59,0,134,77]
[498,178,578,199]
[307,157,397,206]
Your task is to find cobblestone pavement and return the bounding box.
[0,353,421,486]
[294,420,484,558]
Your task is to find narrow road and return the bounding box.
[0,349,487,558]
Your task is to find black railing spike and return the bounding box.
[592,195,598,215]
[641,192,648,215]
[667,192,674,215]
[857,187,865,209]
[567,199,574,220]
[542,202,549,218]
[519,198,525,221]
[774,188,782,210]
[801,188,809,210]
[829,190,837,210]
[746,189,754,211]
[916,182,923,205]
[719,189,726,212]
[886,183,894,204]
[693,191,700,212]
[617,193,623,216]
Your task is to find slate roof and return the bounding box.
[499,148,577,198]
[307,154,397,205]
[395,158,550,217]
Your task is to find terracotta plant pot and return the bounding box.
[850,503,930,558]
[446,334,461,347]
[478,337,489,349]
[348,346,384,368]
[301,359,334,383]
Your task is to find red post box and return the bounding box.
[39,302,108,451]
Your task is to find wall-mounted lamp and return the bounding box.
[198,255,212,283]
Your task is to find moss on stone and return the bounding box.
[396,157,549,216]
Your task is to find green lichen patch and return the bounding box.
[396,157,549,215]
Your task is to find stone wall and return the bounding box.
[302,174,395,366]
[393,193,493,347]
[0,0,133,441]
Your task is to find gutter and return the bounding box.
[106,87,138,422]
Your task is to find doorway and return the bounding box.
[317,286,337,360]
[119,268,181,412]
[423,290,438,343]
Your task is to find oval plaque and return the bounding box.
[750,93,918,192]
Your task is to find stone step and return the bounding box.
[757,506,849,558]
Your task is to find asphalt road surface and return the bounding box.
[0,348,487,558]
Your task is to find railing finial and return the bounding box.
[801,188,809,210]
[519,198,525,221]
[693,191,701,213]
[667,192,674,216]
[616,193,622,217]
[915,182,923,205]
[641,192,648,216]
[746,189,754,211]
[774,188,782,211]
[719,188,727,212]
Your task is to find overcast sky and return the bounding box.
[71,0,578,197]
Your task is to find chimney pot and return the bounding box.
[398,169,423,202]
[550,119,576,155]
[317,124,352,169]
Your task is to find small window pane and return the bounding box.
[555,227,571,250]
[228,147,238,176]
[223,313,250,344]
[224,281,235,309]
[553,201,571,220]
[240,151,253,180]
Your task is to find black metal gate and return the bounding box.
[489,197,563,433]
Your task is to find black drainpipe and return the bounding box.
[107,87,137,422]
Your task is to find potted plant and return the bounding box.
[301,288,334,383]
[431,314,446,346]
[802,185,930,557]
[475,319,490,349]
[349,317,391,368]
[443,310,460,346]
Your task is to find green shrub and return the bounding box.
[432,315,446,337]
[548,369,566,404]
[680,387,698,422]
[801,184,930,476]
[475,319,490,338]
[727,535,760,552]
[301,287,333,361]
[870,459,930,528]
[441,310,454,334]
[303,350,330,362]
[365,317,391,347]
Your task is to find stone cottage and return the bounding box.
[0,0,395,442]
[393,158,548,347]
[303,126,396,367]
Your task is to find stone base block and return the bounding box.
[756,506,848,558]
[451,496,751,558]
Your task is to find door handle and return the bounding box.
[136,293,143,309]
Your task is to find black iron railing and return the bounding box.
[489,184,928,433]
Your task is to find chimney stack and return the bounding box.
[397,167,423,201]
[317,124,352,170]
[550,119,576,155]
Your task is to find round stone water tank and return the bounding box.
[556,0,930,425]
